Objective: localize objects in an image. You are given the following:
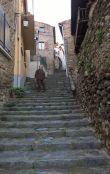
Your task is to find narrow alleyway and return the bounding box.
[0,71,110,174]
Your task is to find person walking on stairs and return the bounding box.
[35,65,46,92]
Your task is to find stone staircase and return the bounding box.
[0,71,110,174]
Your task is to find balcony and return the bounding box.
[22,14,36,51]
[75,8,89,53]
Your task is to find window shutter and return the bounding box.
[5,17,11,53]
[0,7,5,47]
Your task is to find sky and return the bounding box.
[27,0,71,43]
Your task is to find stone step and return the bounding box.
[0,118,89,128]
[0,150,109,169]
[0,127,95,138]
[25,90,72,93]
[15,101,78,106]
[0,113,87,121]
[22,95,74,98]
[15,98,76,103]
[1,167,110,174]
[23,95,73,98]
[27,92,72,94]
[0,109,84,115]
[17,97,75,101]
[0,136,101,151]
[1,105,81,111]
[0,168,68,174]
[19,96,75,99]
[0,169,37,174]
[24,92,72,95]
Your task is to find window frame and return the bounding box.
[39,27,45,33]
[38,42,45,50]
[0,7,11,54]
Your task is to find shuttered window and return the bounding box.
[0,6,11,54]
[38,42,45,50]
[5,18,10,52]
[0,7,5,47]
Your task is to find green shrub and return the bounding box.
[9,87,25,98]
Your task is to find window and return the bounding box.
[39,27,45,33]
[5,19,10,52]
[40,56,47,69]
[0,7,5,47]
[38,42,45,50]
[0,7,11,54]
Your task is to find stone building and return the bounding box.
[0,0,15,104]
[71,0,110,152]
[54,43,66,71]
[59,20,76,89]
[14,0,35,87]
[0,0,35,105]
[27,21,56,78]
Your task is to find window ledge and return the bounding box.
[0,45,12,60]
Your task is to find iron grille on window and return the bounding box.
[78,7,88,22]
[0,6,11,54]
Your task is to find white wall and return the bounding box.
[29,61,40,78]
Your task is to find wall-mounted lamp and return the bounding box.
[23,19,29,27]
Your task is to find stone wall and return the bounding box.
[77,0,110,153]
[0,0,15,105]
[62,20,77,90]
[62,20,74,73]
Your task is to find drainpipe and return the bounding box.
[14,0,20,87]
[17,0,21,87]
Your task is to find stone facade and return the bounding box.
[54,43,66,71]
[59,20,77,89]
[29,21,55,77]
[60,20,74,73]
[76,0,110,153]
[0,0,15,105]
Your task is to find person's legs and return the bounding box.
[41,80,46,91]
[37,80,42,91]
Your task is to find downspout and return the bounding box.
[14,0,20,87]
[17,0,21,87]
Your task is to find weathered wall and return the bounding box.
[0,0,15,105]
[62,19,77,88]
[34,22,55,75]
[77,0,110,153]
[14,0,28,88]
[63,20,75,73]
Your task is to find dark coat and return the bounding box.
[35,69,45,80]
